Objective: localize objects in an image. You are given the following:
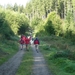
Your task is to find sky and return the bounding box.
[0,0,30,6]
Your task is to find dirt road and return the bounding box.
[31,45,53,75]
[0,49,25,75]
[0,44,53,75]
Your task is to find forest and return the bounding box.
[0,0,75,75]
[0,0,75,41]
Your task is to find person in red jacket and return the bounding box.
[25,36,30,51]
[34,37,40,52]
[19,34,26,50]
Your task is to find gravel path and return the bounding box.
[0,44,53,75]
[31,45,53,75]
[0,47,25,75]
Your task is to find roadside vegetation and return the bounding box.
[0,0,75,74]
[0,39,19,65]
[0,7,30,65]
[40,35,75,75]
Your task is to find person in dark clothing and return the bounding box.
[34,37,40,52]
[19,34,26,50]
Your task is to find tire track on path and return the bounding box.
[0,49,25,75]
[31,45,53,75]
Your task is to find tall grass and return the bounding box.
[40,35,75,75]
[0,40,19,65]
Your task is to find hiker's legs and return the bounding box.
[26,44,29,51]
[26,44,27,50]
[21,44,23,50]
[35,44,38,52]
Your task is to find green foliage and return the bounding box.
[0,11,15,40]
[40,42,75,75]
[66,11,73,24]
[51,50,75,60]
[0,40,18,65]
[13,3,18,11]
[3,21,14,39]
[1,0,75,42]
[31,17,42,28]
[24,0,75,41]
[5,10,20,35]
[64,11,75,40]
[0,11,5,31]
[5,10,30,35]
[18,24,29,35]
[40,35,75,75]
[17,14,30,35]
[44,12,62,36]
[65,64,75,73]
[30,17,45,36]
[45,20,55,35]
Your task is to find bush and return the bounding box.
[53,50,70,58]
[44,12,62,36]
[65,65,75,73]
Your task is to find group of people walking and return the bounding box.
[19,34,40,52]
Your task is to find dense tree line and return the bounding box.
[0,7,30,40]
[0,0,75,20]
[25,0,75,19]
[25,0,75,39]
[0,0,75,42]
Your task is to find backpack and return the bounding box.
[20,39,24,44]
[34,39,39,44]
